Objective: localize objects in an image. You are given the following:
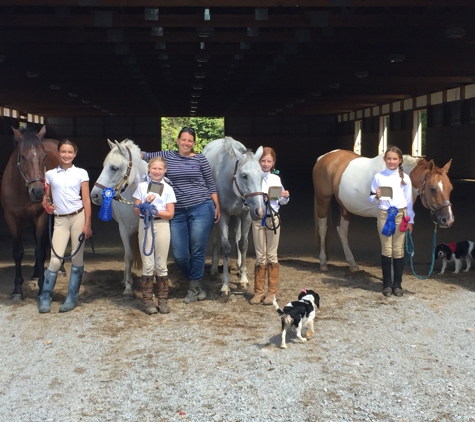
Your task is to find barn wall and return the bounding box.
[225,115,338,168]
[335,99,475,179]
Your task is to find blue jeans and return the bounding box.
[170,199,215,280]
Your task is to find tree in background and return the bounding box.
[161,117,224,153]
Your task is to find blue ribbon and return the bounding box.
[98,187,115,221]
[381,206,398,237]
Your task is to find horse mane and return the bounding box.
[16,130,42,149]
[222,136,253,160]
[107,138,141,165]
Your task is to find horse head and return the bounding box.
[410,158,454,228]
[232,145,266,220]
[12,125,49,202]
[91,139,134,205]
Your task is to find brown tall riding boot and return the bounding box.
[263,262,280,305]
[249,265,266,305]
[141,276,157,315]
[155,275,170,314]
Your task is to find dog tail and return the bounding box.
[273,295,284,316]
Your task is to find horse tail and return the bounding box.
[131,233,142,271]
[314,196,331,260]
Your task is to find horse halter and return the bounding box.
[418,170,452,215]
[17,148,45,188]
[94,146,133,200]
[232,159,265,211]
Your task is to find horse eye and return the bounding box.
[110,165,119,172]
[242,174,248,180]
[429,186,437,193]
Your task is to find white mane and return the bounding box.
[222,136,249,159]
[105,138,141,166]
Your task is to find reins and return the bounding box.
[405,222,438,280]
[48,214,87,260]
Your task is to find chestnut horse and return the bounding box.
[1,126,60,300]
[313,149,454,272]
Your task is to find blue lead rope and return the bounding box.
[405,223,438,280]
[135,202,158,256]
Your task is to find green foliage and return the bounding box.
[161,117,224,153]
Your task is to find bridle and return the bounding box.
[232,158,266,211]
[17,148,46,188]
[94,146,133,201]
[418,169,452,216]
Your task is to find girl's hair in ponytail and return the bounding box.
[385,145,406,185]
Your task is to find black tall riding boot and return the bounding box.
[381,255,393,297]
[393,258,404,297]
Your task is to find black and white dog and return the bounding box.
[273,289,320,349]
[435,241,475,274]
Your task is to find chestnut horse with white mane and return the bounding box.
[313,149,454,272]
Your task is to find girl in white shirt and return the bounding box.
[40,139,92,313]
[133,157,176,315]
[369,145,414,297]
[250,147,290,305]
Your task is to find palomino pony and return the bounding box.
[203,137,266,296]
[313,149,454,271]
[1,126,60,300]
[90,139,146,297]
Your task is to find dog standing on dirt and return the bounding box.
[273,288,320,349]
[435,241,475,274]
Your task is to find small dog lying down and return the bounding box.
[435,241,475,274]
[273,289,320,349]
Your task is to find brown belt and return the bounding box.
[56,207,84,217]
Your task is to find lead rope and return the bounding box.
[405,222,438,280]
[263,197,281,234]
[135,202,158,256]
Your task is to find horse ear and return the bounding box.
[442,159,452,174]
[12,127,23,144]
[428,159,435,170]
[37,125,47,140]
[107,139,115,150]
[114,140,125,155]
[254,146,264,161]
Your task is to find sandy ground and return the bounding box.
[0,169,474,421]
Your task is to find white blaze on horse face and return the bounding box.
[438,180,444,193]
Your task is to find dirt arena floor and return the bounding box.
[0,167,474,421]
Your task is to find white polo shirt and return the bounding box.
[45,165,89,215]
[133,181,176,216]
[263,172,289,213]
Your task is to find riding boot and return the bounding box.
[39,269,58,313]
[156,275,170,314]
[249,265,266,305]
[381,255,393,297]
[59,265,84,312]
[183,279,207,304]
[393,258,404,297]
[263,262,279,305]
[140,275,157,314]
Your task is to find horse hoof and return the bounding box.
[58,271,67,278]
[122,291,135,300]
[349,266,360,272]
[30,276,39,281]
[11,294,22,302]
[320,265,328,272]
[218,292,230,303]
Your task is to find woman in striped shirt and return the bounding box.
[142,127,220,304]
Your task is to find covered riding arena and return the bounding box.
[1,2,475,421]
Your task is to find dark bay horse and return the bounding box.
[313,149,454,272]
[1,126,60,300]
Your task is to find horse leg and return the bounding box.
[317,217,329,272]
[336,213,359,272]
[210,227,219,276]
[5,213,25,301]
[119,225,135,298]
[218,218,232,296]
[237,215,251,289]
[234,216,242,269]
[33,213,50,295]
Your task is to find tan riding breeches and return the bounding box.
[252,215,280,266]
[377,208,406,259]
[48,211,86,271]
[138,218,170,277]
